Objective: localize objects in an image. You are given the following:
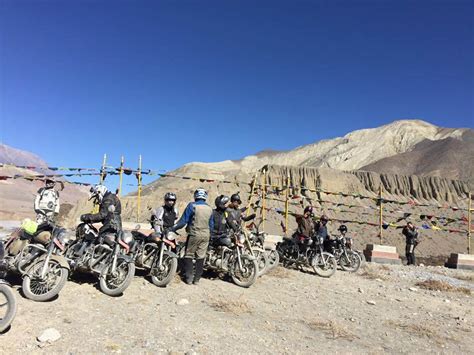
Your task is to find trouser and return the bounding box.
[183,235,210,284]
[406,243,416,265]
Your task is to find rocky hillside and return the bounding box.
[0,144,89,221]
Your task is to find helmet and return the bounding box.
[215,195,230,210]
[194,188,208,201]
[230,193,242,204]
[164,192,177,201]
[45,178,55,188]
[89,184,108,203]
[320,214,329,222]
[304,206,313,214]
[338,224,348,233]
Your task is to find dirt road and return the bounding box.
[1,263,473,354]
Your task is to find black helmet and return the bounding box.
[320,214,329,222]
[45,178,55,188]
[230,193,242,204]
[304,206,313,214]
[164,192,177,201]
[338,224,348,233]
[215,195,230,210]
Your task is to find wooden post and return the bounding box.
[137,155,142,223]
[246,172,259,216]
[285,172,290,235]
[99,153,107,184]
[379,185,383,245]
[261,168,266,231]
[117,155,124,197]
[468,192,472,254]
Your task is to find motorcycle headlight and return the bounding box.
[57,229,73,245]
[238,234,245,244]
[122,231,134,244]
[167,231,178,241]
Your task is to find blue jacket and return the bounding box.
[172,200,214,232]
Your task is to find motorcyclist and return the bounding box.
[210,195,232,247]
[226,193,256,233]
[34,178,60,225]
[80,185,122,235]
[151,192,179,234]
[402,221,419,266]
[293,206,315,249]
[314,214,331,250]
[170,188,214,285]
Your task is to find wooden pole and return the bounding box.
[285,172,290,236]
[99,153,107,184]
[117,155,124,197]
[261,168,266,231]
[468,192,472,254]
[379,185,383,245]
[246,172,259,216]
[137,155,142,223]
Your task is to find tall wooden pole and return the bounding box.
[246,172,259,216]
[261,168,266,231]
[284,172,290,236]
[99,153,107,184]
[117,155,124,197]
[379,185,383,245]
[137,155,142,223]
[468,192,472,254]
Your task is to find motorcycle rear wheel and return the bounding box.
[252,247,268,277]
[0,284,17,332]
[266,249,280,270]
[99,259,135,296]
[22,259,68,302]
[312,252,337,278]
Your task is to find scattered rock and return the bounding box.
[367,300,376,305]
[409,287,418,292]
[444,299,450,303]
[37,328,61,344]
[358,288,364,294]
[177,299,190,306]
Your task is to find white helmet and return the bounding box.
[89,184,108,203]
[194,188,208,201]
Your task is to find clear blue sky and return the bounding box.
[1,0,473,191]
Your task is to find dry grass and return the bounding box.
[454,274,474,283]
[303,319,358,340]
[385,320,437,338]
[415,279,472,295]
[360,264,389,280]
[207,295,252,315]
[267,266,292,279]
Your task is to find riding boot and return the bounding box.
[183,258,194,284]
[193,258,204,285]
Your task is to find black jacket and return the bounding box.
[211,208,229,238]
[402,226,418,245]
[225,207,256,232]
[81,192,122,233]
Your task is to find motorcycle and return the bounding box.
[3,221,72,301]
[65,223,135,296]
[325,234,361,272]
[247,220,279,271]
[205,228,259,287]
[130,226,178,287]
[0,240,16,332]
[276,233,337,278]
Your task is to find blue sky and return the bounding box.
[0,0,473,191]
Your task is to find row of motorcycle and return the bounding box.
[0,218,361,332]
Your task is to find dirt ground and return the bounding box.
[1,261,472,354]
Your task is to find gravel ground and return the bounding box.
[1,262,472,354]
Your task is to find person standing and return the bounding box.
[152,192,179,234]
[402,221,419,266]
[34,178,60,224]
[170,188,213,285]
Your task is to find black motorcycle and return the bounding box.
[206,229,259,287]
[130,227,178,287]
[65,223,135,296]
[276,233,337,278]
[0,241,16,332]
[325,235,361,272]
[3,222,72,302]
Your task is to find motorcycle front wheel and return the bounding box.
[266,249,280,270]
[252,247,268,277]
[312,252,337,278]
[22,259,69,302]
[99,258,135,296]
[340,251,362,273]
[150,252,178,287]
[0,283,17,332]
[231,255,258,288]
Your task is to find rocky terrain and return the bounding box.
[1,263,472,353]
